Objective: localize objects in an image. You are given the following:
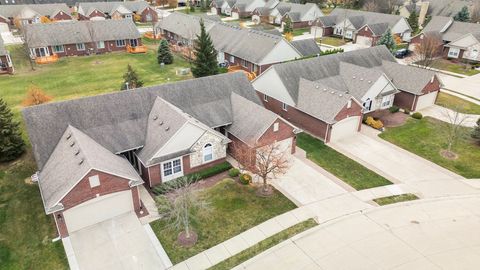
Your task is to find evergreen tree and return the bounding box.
[191,19,218,78]
[0,98,25,162]
[377,30,396,51]
[454,6,470,22]
[157,39,174,65]
[121,64,144,90]
[408,10,419,33]
[283,17,293,34]
[472,118,480,143]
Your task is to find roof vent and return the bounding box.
[153,115,158,120]
[165,126,170,131]
[78,159,84,165]
[66,133,72,140]
[323,88,327,91]
[339,94,343,97]
[315,85,319,89]
[70,141,75,147]
[75,149,80,156]
[367,80,372,83]
[352,76,356,79]
[159,121,164,126]
[360,78,364,81]
[330,91,335,94]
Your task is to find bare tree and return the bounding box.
[414,33,443,68]
[441,106,470,158]
[363,0,379,12]
[156,176,210,246]
[14,16,35,71]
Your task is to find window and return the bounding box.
[363,99,372,111]
[203,143,213,162]
[381,96,392,108]
[89,175,100,188]
[448,48,460,58]
[96,41,105,49]
[347,100,352,108]
[273,122,279,132]
[52,45,64,53]
[263,94,268,102]
[241,59,248,68]
[116,40,126,47]
[282,103,288,111]
[76,43,85,51]
[162,158,182,178]
[229,55,234,63]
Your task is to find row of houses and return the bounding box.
[76,1,157,22]
[0,3,71,26]
[156,12,320,76]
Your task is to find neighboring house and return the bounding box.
[23,72,298,238]
[77,1,157,22]
[398,1,429,27]
[156,12,308,75]
[0,37,14,74]
[0,0,106,8]
[0,3,71,27]
[25,19,141,59]
[230,0,266,19]
[252,46,441,142]
[210,0,237,16]
[252,2,323,29]
[411,16,480,63]
[310,8,412,46]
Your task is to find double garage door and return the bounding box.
[330,116,361,142]
[356,35,373,46]
[415,91,438,111]
[63,191,134,233]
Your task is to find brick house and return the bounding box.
[252,46,441,142]
[0,3,71,28]
[252,2,323,30]
[310,8,412,46]
[23,72,298,237]
[156,12,307,75]
[25,19,142,59]
[0,38,14,74]
[77,1,158,22]
[229,0,265,19]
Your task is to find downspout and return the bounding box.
[324,124,330,143]
[411,94,417,112]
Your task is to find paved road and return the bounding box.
[439,73,480,100]
[234,195,480,270]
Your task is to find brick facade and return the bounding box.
[393,76,440,111]
[140,7,158,22]
[38,38,142,58]
[52,11,72,21]
[355,25,377,45]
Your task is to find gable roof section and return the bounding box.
[39,125,142,214]
[290,39,321,57]
[379,60,437,95]
[447,33,480,49]
[366,23,390,36]
[328,8,403,30]
[25,19,140,47]
[0,3,69,18]
[422,16,480,43]
[337,61,385,101]
[23,72,261,169]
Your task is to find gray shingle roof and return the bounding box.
[290,39,321,57]
[0,3,69,18]
[379,60,436,95]
[39,125,142,214]
[24,19,140,47]
[421,16,480,43]
[368,23,390,36]
[77,1,150,16]
[275,2,319,22]
[155,12,217,41]
[23,72,261,169]
[328,8,404,31]
[427,0,475,17]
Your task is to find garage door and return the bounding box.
[211,7,218,14]
[232,12,239,19]
[63,191,134,233]
[329,116,361,142]
[257,138,293,156]
[310,26,323,38]
[356,35,372,46]
[415,91,438,111]
[252,15,260,24]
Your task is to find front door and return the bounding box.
[129,39,138,47]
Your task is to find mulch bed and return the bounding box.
[368,110,408,127]
[164,171,230,200]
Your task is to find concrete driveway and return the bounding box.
[439,73,480,100]
[234,195,480,270]
[67,213,167,270]
[329,129,479,198]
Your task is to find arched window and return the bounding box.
[203,143,213,162]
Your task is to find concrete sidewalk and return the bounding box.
[420,105,479,127]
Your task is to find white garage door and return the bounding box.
[252,15,260,24]
[211,7,218,14]
[415,91,438,111]
[330,116,361,142]
[0,23,9,33]
[310,26,323,38]
[232,12,239,19]
[63,191,134,233]
[356,35,372,46]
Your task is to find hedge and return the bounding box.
[153,161,233,195]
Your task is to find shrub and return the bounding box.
[404,108,411,115]
[412,112,423,119]
[239,173,252,185]
[388,105,399,113]
[365,116,384,129]
[320,48,344,56]
[22,85,52,107]
[228,168,240,177]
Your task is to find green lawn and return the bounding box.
[296,133,392,190]
[0,153,68,270]
[151,179,296,264]
[435,92,480,115]
[317,36,347,47]
[379,117,480,178]
[429,59,480,76]
[1,44,192,113]
[209,218,317,270]
[373,194,419,206]
[291,27,310,36]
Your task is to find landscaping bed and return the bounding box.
[379,117,480,178]
[151,179,297,263]
[297,133,392,190]
[317,36,347,47]
[435,92,480,115]
[374,194,419,206]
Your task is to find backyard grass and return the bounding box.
[296,133,392,190]
[373,194,419,206]
[435,92,480,115]
[1,43,192,113]
[291,27,310,36]
[0,153,68,270]
[208,218,317,270]
[151,179,297,263]
[317,36,347,47]
[429,59,480,76]
[379,117,480,178]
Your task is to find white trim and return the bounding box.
[202,143,214,163]
[160,157,183,182]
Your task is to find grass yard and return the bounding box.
[429,59,480,76]
[1,43,192,114]
[297,133,392,190]
[151,179,296,264]
[379,117,480,178]
[291,27,310,36]
[0,153,68,270]
[317,36,347,47]
[209,218,317,270]
[373,194,419,206]
[435,92,480,115]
